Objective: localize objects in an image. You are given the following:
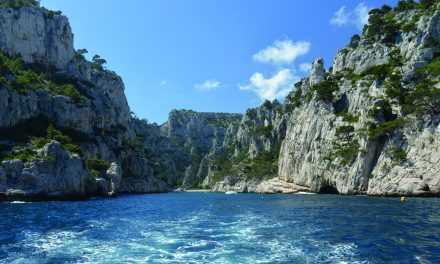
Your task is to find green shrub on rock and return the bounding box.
[285,89,302,112]
[388,147,407,164]
[361,64,393,80]
[403,79,440,115]
[394,0,417,12]
[368,118,406,140]
[309,80,339,102]
[255,125,273,138]
[87,158,110,177]
[384,72,407,104]
[0,0,38,9]
[92,55,107,71]
[364,5,399,45]
[416,54,440,78]
[349,34,361,49]
[0,51,86,101]
[336,108,360,123]
[420,0,438,9]
[327,125,361,166]
[3,146,36,162]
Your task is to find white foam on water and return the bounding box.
[306,239,371,264]
[9,201,27,203]
[297,191,315,195]
[3,199,377,264]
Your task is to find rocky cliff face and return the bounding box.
[205,100,289,191]
[0,5,74,70]
[162,110,242,188]
[0,2,170,200]
[193,2,440,197]
[278,3,440,196]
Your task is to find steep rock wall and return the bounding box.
[279,5,440,196]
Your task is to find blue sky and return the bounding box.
[40,0,397,124]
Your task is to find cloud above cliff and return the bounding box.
[239,69,299,101]
[330,3,371,30]
[194,80,221,91]
[252,39,310,65]
[240,37,309,101]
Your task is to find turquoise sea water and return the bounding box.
[0,193,439,263]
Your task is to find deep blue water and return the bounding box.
[0,193,439,263]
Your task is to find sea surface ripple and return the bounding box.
[0,193,439,263]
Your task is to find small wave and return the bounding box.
[9,201,27,203]
[297,192,315,195]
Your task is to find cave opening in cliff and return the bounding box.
[318,185,339,194]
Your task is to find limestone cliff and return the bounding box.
[162,110,242,188]
[205,100,288,192]
[0,1,169,200]
[0,3,74,70]
[278,3,440,196]
[1,0,440,199]
[197,2,440,196]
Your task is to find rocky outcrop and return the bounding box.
[208,3,440,197]
[278,4,440,196]
[118,176,170,193]
[0,6,74,69]
[163,110,242,188]
[333,9,440,75]
[212,177,310,194]
[205,100,288,189]
[0,141,96,200]
[309,58,325,86]
[0,3,169,200]
[278,81,373,194]
[367,116,440,196]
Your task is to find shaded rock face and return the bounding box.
[163,110,242,188]
[118,176,171,194]
[0,7,74,69]
[205,101,288,189]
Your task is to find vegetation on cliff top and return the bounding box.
[0,0,38,9]
[363,0,440,46]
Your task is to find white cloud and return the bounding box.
[330,6,349,26]
[354,3,370,29]
[330,3,371,30]
[239,69,299,101]
[299,62,312,73]
[160,80,167,86]
[252,39,311,65]
[194,80,220,91]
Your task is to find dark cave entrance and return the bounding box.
[318,185,339,194]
